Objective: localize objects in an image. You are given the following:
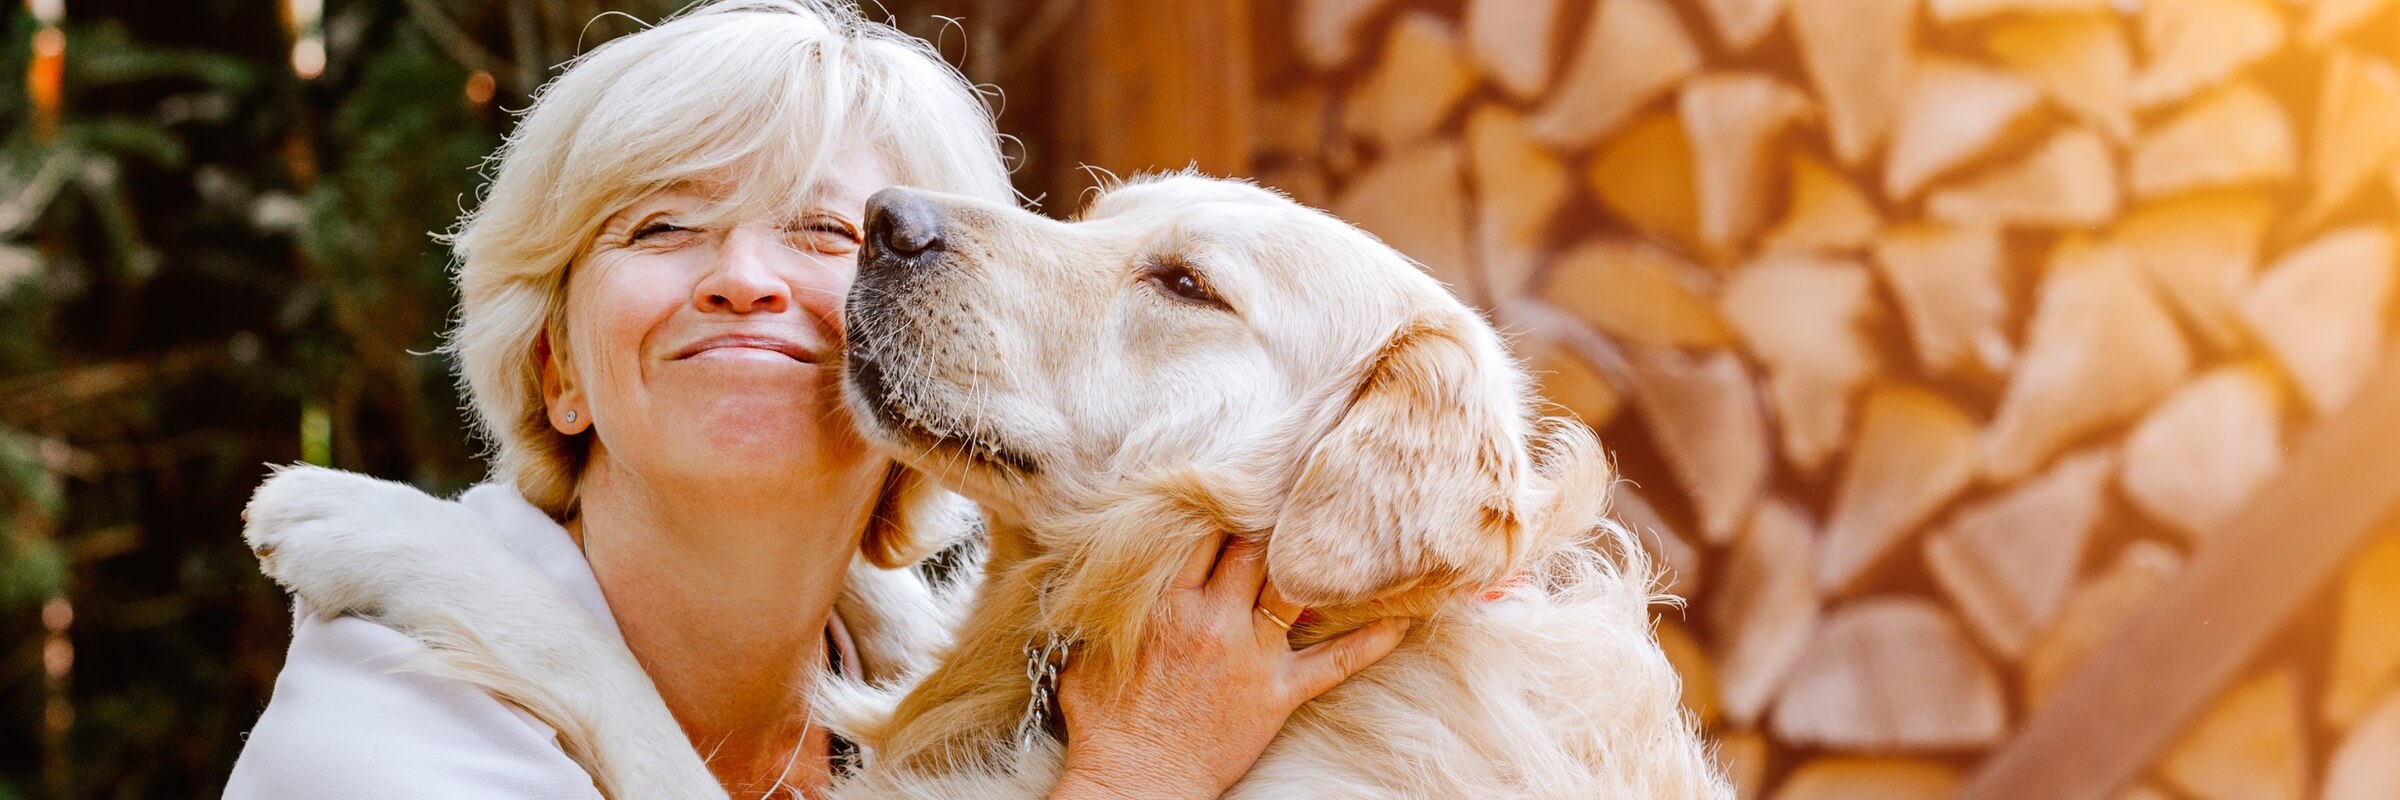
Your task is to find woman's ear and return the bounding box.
[1267,317,1531,608]
[538,331,589,434]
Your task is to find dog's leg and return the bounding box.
[243,465,723,800]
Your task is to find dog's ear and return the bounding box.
[1268,317,1530,607]
[860,464,979,569]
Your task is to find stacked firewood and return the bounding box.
[1250,1,2400,798]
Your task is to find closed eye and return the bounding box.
[631,220,690,241]
[795,216,862,255]
[1143,258,1234,313]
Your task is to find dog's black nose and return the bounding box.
[864,187,943,260]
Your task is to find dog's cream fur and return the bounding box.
[244,174,1729,799]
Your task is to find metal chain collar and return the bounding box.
[1017,631,1074,750]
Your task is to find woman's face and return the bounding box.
[546,146,898,492]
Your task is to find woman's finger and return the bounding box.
[1207,537,1268,600]
[1254,582,1305,640]
[1172,530,1229,591]
[1287,617,1409,701]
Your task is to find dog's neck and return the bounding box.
[864,476,1249,770]
[865,481,1450,777]
[861,513,1121,774]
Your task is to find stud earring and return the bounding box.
[564,409,578,424]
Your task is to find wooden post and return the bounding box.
[1052,0,1254,203]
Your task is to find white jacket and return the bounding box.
[222,482,959,799]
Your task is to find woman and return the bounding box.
[221,2,1405,798]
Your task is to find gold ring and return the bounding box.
[1256,605,1296,632]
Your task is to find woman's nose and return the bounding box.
[692,226,792,313]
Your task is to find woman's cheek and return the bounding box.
[799,255,859,342]
[573,258,682,420]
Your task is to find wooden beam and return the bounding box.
[1053,0,1254,194]
[1957,348,2400,800]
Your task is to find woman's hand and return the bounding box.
[1048,533,1410,800]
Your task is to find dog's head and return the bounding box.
[842,174,1559,608]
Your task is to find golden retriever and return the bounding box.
[243,174,1729,799]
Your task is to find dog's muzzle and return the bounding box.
[842,190,1042,477]
[847,186,947,346]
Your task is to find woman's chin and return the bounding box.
[656,397,861,459]
[662,429,870,487]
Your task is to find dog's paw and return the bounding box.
[242,464,486,616]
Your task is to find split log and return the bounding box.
[1587,113,1702,250]
[1885,58,2043,201]
[2390,161,2400,210]
[1253,163,1330,210]
[1610,484,1705,595]
[1295,0,1389,70]
[1872,224,2014,379]
[1924,449,2115,660]
[1517,324,1624,429]
[2023,540,2184,707]
[2119,365,2285,542]
[1820,385,1979,594]
[1343,13,1473,150]
[1332,142,1477,305]
[1983,238,2191,482]
[1466,106,1570,300]
[2324,535,2400,728]
[2131,83,2297,200]
[2305,0,2393,46]
[1255,86,1326,161]
[1529,0,1700,149]
[1984,12,2134,143]
[2238,226,2395,415]
[1927,126,2118,229]
[1540,240,1730,348]
[2323,688,2400,800]
[1965,318,2400,800]
[1930,0,2108,23]
[2131,0,2286,110]
[1763,153,1880,254]
[2300,50,2400,228]
[1622,344,1771,545]
[1771,758,1961,800]
[1770,597,2007,750]
[1658,619,1720,728]
[1696,0,1784,53]
[1789,0,1915,166]
[2116,785,2174,800]
[2111,192,2273,351]
[1683,72,1814,255]
[2159,666,2307,800]
[1718,255,1878,473]
[1325,129,1366,178]
[1710,497,1823,728]
[1462,0,1564,101]
[1715,730,1768,800]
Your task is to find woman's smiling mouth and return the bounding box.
[672,334,818,362]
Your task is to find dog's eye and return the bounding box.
[1144,260,1232,312]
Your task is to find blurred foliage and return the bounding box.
[0,0,1072,796]
[0,3,516,795]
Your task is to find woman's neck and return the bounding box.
[571,451,885,798]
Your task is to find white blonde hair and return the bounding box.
[443,0,1012,546]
